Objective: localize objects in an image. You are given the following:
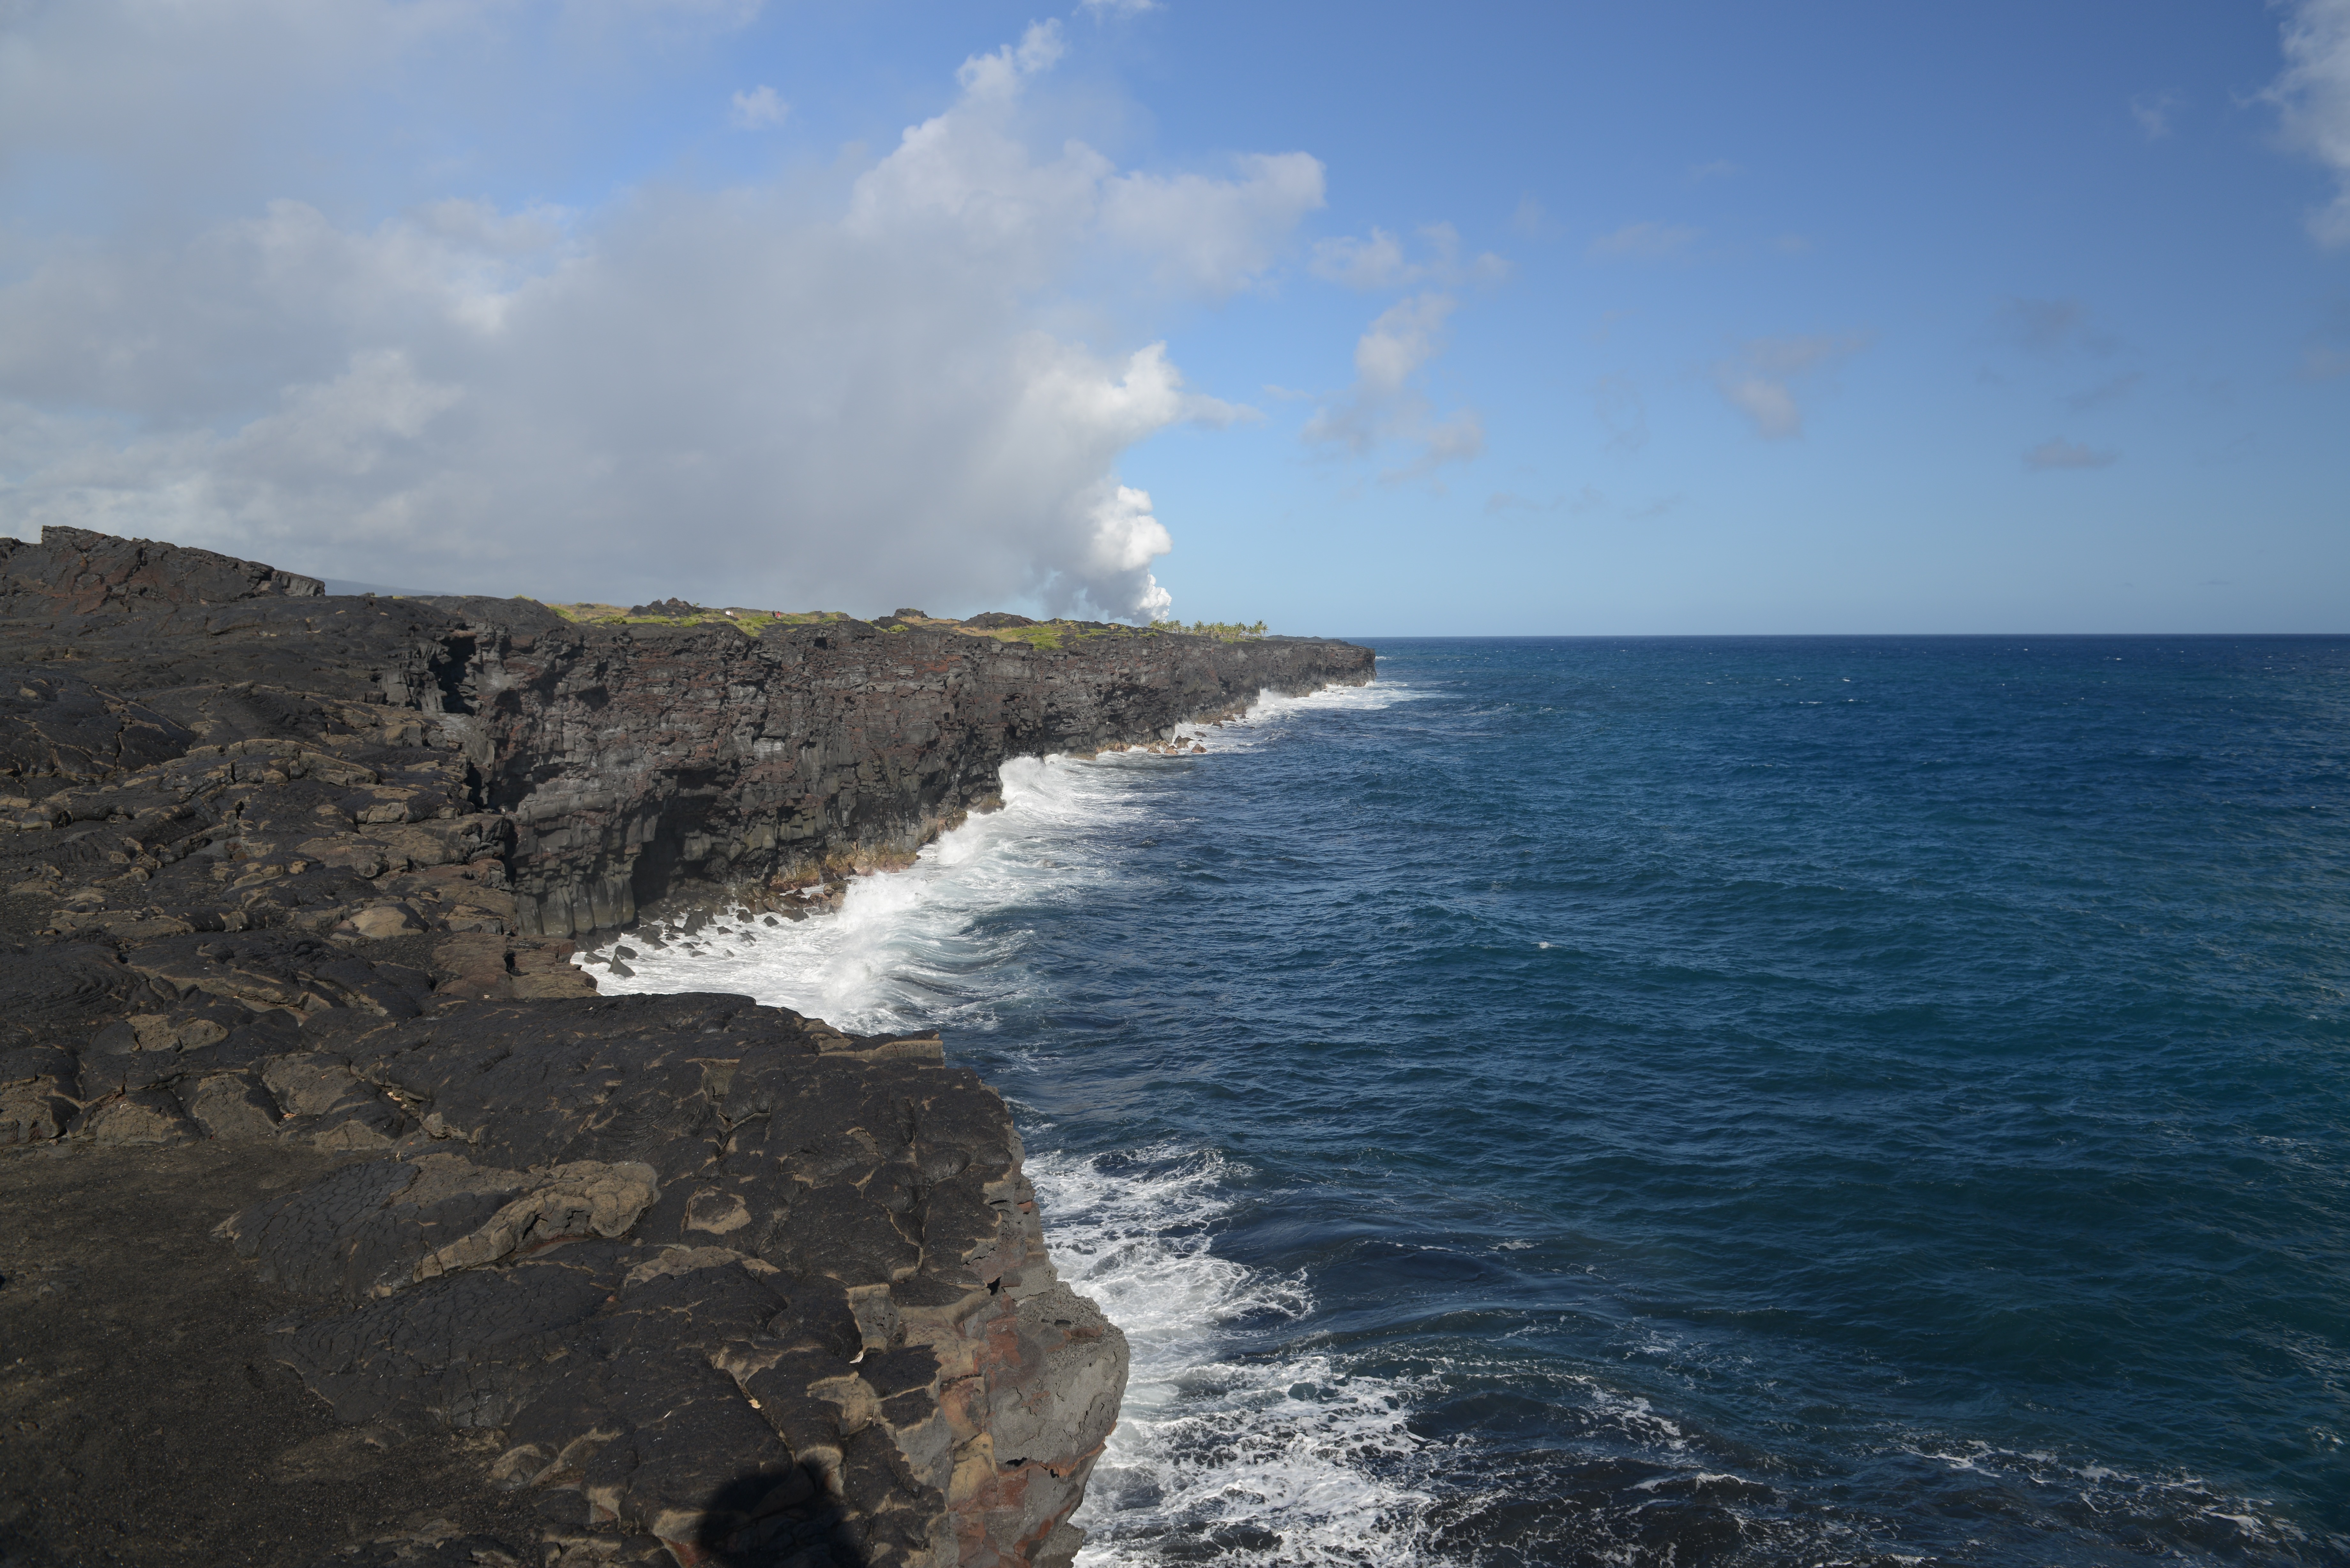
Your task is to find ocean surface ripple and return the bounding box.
[586,636,2350,1568]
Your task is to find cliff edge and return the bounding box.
[0,527,1374,1568]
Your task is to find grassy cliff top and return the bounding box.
[520,601,1269,647]
[542,601,852,633]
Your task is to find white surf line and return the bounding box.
[580,677,1443,1566]
[573,679,1423,1019]
[580,750,1122,1033]
[1031,1147,1435,1568]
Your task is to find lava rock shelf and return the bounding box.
[0,527,1375,1568]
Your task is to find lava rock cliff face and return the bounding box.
[457,606,1373,938]
[0,527,1373,1568]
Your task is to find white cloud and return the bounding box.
[1101,154,1328,297]
[2267,0,2350,246]
[1310,229,1411,289]
[842,24,1319,302]
[1351,295,1453,400]
[1717,377,1801,440]
[1710,333,1870,440]
[1303,293,1484,482]
[0,19,1321,621]
[2023,437,2119,471]
[1076,484,1173,620]
[1308,222,1507,291]
[0,1,767,220]
[953,21,1068,97]
[729,84,788,129]
[2131,90,2182,140]
[1079,0,1160,14]
[1587,221,1701,261]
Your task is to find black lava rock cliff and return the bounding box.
[0,527,1373,1568]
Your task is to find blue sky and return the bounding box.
[1,1,2343,632]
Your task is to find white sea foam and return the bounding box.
[1889,1439,2315,1549]
[585,749,1116,1032]
[583,679,1416,1029]
[1029,1147,1433,1568]
[583,679,1439,1565]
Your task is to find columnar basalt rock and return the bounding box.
[0,526,1370,1568]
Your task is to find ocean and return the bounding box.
[581,636,2350,1567]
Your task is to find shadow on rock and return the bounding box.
[692,1463,860,1567]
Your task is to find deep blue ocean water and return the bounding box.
[588,636,2350,1567]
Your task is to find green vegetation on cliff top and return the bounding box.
[543,602,848,633]
[521,601,1272,646]
[1149,619,1268,642]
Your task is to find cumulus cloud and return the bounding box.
[1587,221,1700,261]
[0,17,1321,620]
[1710,334,1870,440]
[1101,154,1329,297]
[2023,438,2118,470]
[729,85,788,129]
[1309,223,1507,290]
[2266,0,2350,246]
[1303,293,1484,482]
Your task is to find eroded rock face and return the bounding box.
[465,612,1374,939]
[0,525,1368,1567]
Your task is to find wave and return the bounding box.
[1028,1146,1434,1568]
[582,678,1441,1566]
[584,748,1108,1033]
[580,679,1422,1029]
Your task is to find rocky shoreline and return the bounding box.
[0,527,1375,1568]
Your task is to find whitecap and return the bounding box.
[1031,1146,1435,1568]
